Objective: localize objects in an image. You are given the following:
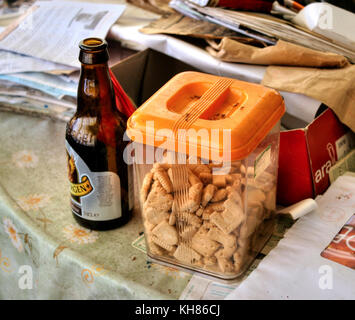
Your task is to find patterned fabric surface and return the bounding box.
[0,110,191,299]
[0,109,293,300]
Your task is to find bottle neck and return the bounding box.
[77,62,116,115]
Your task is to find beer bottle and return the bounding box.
[65,38,132,230]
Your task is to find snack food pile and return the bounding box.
[140,159,277,277]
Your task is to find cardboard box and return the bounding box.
[111,49,198,107]
[278,109,354,206]
[111,49,354,206]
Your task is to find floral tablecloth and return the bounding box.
[0,109,294,300]
[0,110,192,299]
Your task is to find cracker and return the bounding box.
[201,184,217,207]
[226,186,243,207]
[168,212,176,226]
[151,235,176,252]
[173,243,201,264]
[211,188,227,202]
[154,169,173,193]
[218,244,237,259]
[148,239,165,256]
[203,256,217,266]
[212,174,226,188]
[191,164,211,176]
[199,172,212,185]
[144,188,173,212]
[152,221,178,246]
[207,226,236,248]
[180,225,198,240]
[140,172,154,203]
[195,207,204,217]
[177,212,202,227]
[215,250,234,273]
[144,207,169,225]
[188,169,202,185]
[205,201,225,212]
[191,228,221,257]
[210,198,245,234]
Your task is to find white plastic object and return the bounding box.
[292,3,355,52]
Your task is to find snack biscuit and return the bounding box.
[211,188,227,202]
[177,211,202,227]
[151,235,176,252]
[201,184,217,207]
[207,226,236,248]
[154,169,173,193]
[169,210,177,225]
[191,228,221,257]
[140,160,275,276]
[203,256,217,266]
[152,221,179,246]
[199,172,212,185]
[212,174,226,188]
[205,201,225,212]
[218,244,237,259]
[180,225,198,240]
[144,207,170,225]
[188,169,202,186]
[215,250,234,273]
[144,187,173,212]
[174,243,201,264]
[191,164,211,176]
[140,172,154,203]
[210,198,245,234]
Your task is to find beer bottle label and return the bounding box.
[65,140,122,221]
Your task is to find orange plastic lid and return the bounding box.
[127,72,285,161]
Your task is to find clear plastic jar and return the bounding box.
[127,72,284,280]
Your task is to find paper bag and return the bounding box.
[262,64,355,132]
[206,38,349,68]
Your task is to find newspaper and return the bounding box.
[0,78,76,122]
[169,0,355,63]
[0,24,75,74]
[127,0,173,14]
[169,0,276,45]
[0,72,77,99]
[0,50,76,74]
[0,0,32,21]
[141,12,262,44]
[0,1,126,68]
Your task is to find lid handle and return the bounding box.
[172,78,234,139]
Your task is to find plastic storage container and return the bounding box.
[127,72,285,280]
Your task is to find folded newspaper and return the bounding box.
[169,0,355,63]
[0,0,126,69]
[0,1,127,119]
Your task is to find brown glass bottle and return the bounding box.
[65,38,132,230]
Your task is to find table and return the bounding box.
[0,109,293,299]
[0,110,191,299]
